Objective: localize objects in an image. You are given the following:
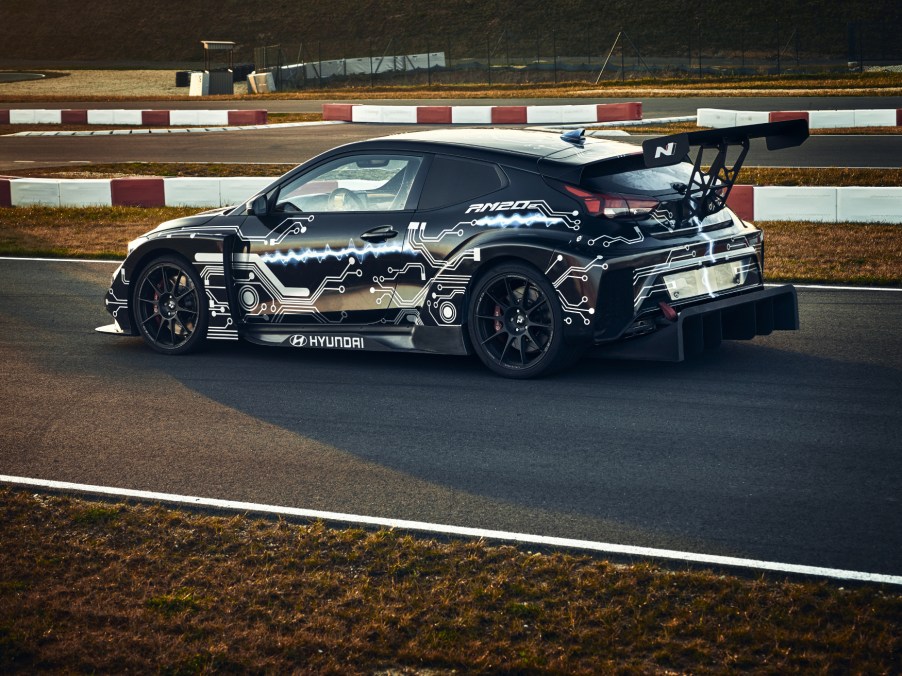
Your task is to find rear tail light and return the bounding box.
[563,184,659,219]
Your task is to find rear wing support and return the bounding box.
[641,119,809,222]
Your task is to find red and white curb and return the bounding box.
[0,176,273,208]
[1,175,900,222]
[2,474,899,585]
[323,102,642,124]
[11,120,346,137]
[0,109,267,126]
[725,185,902,223]
[699,107,902,129]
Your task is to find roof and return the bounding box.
[380,128,638,163]
[365,128,641,183]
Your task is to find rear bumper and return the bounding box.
[591,285,798,362]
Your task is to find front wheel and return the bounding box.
[467,263,581,378]
[134,255,208,355]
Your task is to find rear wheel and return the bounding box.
[467,263,579,378]
[134,255,207,355]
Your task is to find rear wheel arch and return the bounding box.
[465,260,585,378]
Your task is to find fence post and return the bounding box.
[318,41,323,88]
[369,39,374,88]
[536,34,540,82]
[740,31,745,71]
[697,24,702,78]
[621,28,625,81]
[553,30,558,83]
[775,23,781,76]
[858,22,864,72]
[427,42,432,87]
[487,37,492,86]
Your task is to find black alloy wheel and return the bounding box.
[468,263,575,378]
[134,255,208,355]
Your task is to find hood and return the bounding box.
[147,208,229,234]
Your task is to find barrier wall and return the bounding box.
[1,177,898,222]
[726,186,902,223]
[323,102,643,124]
[698,107,902,129]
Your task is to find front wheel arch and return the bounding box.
[132,253,208,355]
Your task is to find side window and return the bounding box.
[275,154,423,213]
[418,156,507,210]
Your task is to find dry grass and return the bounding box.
[0,206,195,258]
[0,71,900,102]
[739,167,902,187]
[758,221,902,286]
[1,488,899,674]
[4,164,900,189]
[2,163,293,179]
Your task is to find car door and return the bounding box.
[239,153,426,326]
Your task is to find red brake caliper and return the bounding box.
[493,305,503,333]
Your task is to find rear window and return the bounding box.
[583,158,693,195]
[418,156,506,210]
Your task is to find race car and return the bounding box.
[98,120,807,378]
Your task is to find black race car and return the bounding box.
[98,120,807,378]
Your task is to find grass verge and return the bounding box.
[759,220,902,286]
[1,72,900,102]
[1,162,293,178]
[1,488,899,673]
[0,208,898,286]
[0,206,195,259]
[4,164,901,188]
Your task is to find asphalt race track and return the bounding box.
[1,93,900,579]
[1,259,900,576]
[1,94,902,171]
[2,124,901,171]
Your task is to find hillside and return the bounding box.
[1,0,900,67]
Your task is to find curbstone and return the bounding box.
[110,178,165,207]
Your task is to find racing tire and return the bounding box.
[467,262,581,378]
[133,255,208,355]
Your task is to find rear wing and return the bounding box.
[641,119,809,221]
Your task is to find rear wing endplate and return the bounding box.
[641,119,809,221]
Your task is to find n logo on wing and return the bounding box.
[654,142,677,159]
[642,134,690,168]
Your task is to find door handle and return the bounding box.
[360,226,398,243]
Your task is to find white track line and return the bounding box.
[1,257,898,293]
[764,282,902,292]
[1,474,899,586]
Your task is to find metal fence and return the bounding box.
[248,20,902,90]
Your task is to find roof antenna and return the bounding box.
[560,128,586,146]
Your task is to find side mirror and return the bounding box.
[248,194,269,216]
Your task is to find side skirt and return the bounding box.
[242,324,470,356]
